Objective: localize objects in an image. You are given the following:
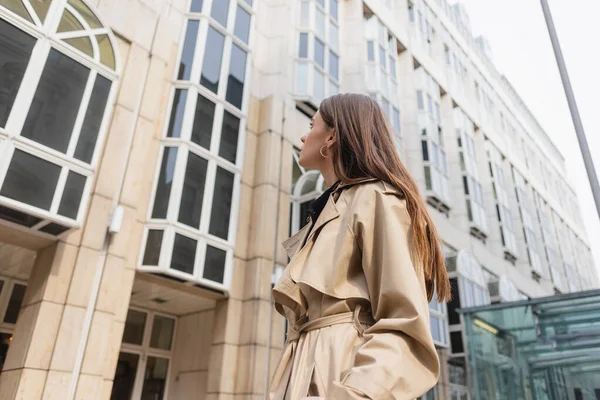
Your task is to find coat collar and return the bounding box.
[334,177,379,193]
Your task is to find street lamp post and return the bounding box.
[540,0,600,218]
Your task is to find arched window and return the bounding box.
[0,0,119,236]
[139,0,253,292]
[289,150,327,235]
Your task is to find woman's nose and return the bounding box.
[301,135,307,143]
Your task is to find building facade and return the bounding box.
[0,0,596,399]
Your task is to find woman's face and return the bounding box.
[298,110,333,170]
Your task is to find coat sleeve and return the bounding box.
[330,188,440,400]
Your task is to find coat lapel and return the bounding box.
[304,194,340,245]
[282,223,312,259]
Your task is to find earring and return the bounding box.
[320,145,332,158]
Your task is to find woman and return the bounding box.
[270,94,452,399]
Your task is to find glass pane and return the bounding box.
[111,352,139,400]
[58,9,84,32]
[367,41,374,61]
[141,357,169,400]
[68,0,102,29]
[329,51,338,80]
[3,283,26,323]
[74,74,111,163]
[178,152,208,228]
[189,0,203,12]
[225,44,247,109]
[300,1,309,27]
[0,205,41,227]
[166,89,187,138]
[314,38,324,68]
[208,167,234,239]
[0,332,11,372]
[142,229,163,265]
[1,0,33,21]
[1,150,60,210]
[234,5,250,44]
[315,8,325,39]
[203,245,226,283]
[430,315,440,342]
[200,27,225,93]
[178,20,199,80]
[29,0,52,22]
[244,0,252,6]
[0,20,36,127]
[210,0,229,26]
[170,234,197,275]
[22,49,90,153]
[151,147,178,219]
[96,34,116,70]
[314,68,324,102]
[218,110,240,164]
[298,33,308,58]
[329,22,338,53]
[316,0,324,7]
[190,94,215,149]
[422,140,429,161]
[122,309,146,345]
[379,46,385,69]
[57,171,86,219]
[296,62,308,95]
[150,315,175,350]
[329,0,338,20]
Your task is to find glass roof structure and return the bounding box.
[458,289,600,400]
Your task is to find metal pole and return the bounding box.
[540,0,600,218]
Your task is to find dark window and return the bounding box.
[219,110,240,164]
[150,315,175,350]
[140,357,169,400]
[178,153,208,228]
[421,140,429,161]
[0,21,36,127]
[166,89,187,138]
[170,234,197,274]
[178,20,199,80]
[22,49,89,153]
[234,5,251,44]
[3,284,27,324]
[0,205,42,227]
[58,171,86,219]
[209,167,234,239]
[448,278,461,325]
[122,309,146,345]
[450,331,464,354]
[225,44,247,109]
[151,147,178,219]
[191,94,215,149]
[74,75,111,163]
[204,245,227,283]
[1,150,60,210]
[142,230,164,265]
[210,0,230,26]
[200,27,225,93]
[111,352,139,400]
[39,223,69,235]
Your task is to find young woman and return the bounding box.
[270,94,452,400]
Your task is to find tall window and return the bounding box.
[0,0,118,236]
[111,308,176,400]
[140,0,252,292]
[290,150,326,235]
[417,68,450,212]
[364,13,401,135]
[552,215,578,293]
[486,142,517,260]
[295,0,339,105]
[533,192,566,292]
[454,109,487,239]
[0,277,27,373]
[512,168,543,277]
[408,0,435,55]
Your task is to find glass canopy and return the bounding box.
[459,289,600,400]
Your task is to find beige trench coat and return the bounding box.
[270,179,439,400]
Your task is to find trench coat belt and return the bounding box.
[270,305,375,399]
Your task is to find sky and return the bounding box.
[453,0,600,278]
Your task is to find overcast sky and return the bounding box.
[454,0,600,279]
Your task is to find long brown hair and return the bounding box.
[319,93,451,302]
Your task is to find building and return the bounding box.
[0,0,597,399]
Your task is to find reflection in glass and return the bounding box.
[166,89,187,138]
[96,34,116,70]
[64,36,94,57]
[1,150,60,210]
[141,357,169,400]
[209,167,234,239]
[3,283,26,324]
[22,49,89,153]
[210,0,229,26]
[150,315,175,350]
[142,229,163,266]
[110,352,139,400]
[179,153,208,228]
[58,171,86,219]
[204,245,227,283]
[151,147,178,219]
[1,0,33,21]
[226,45,247,109]
[0,20,35,127]
[234,5,250,44]
[68,0,103,29]
[58,9,84,32]
[122,309,146,345]
[0,205,41,227]
[191,94,215,149]
[29,0,52,22]
[200,27,225,93]
[170,234,197,275]
[219,111,240,164]
[74,75,111,163]
[178,20,199,80]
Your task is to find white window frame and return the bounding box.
[118,307,177,400]
[0,0,120,233]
